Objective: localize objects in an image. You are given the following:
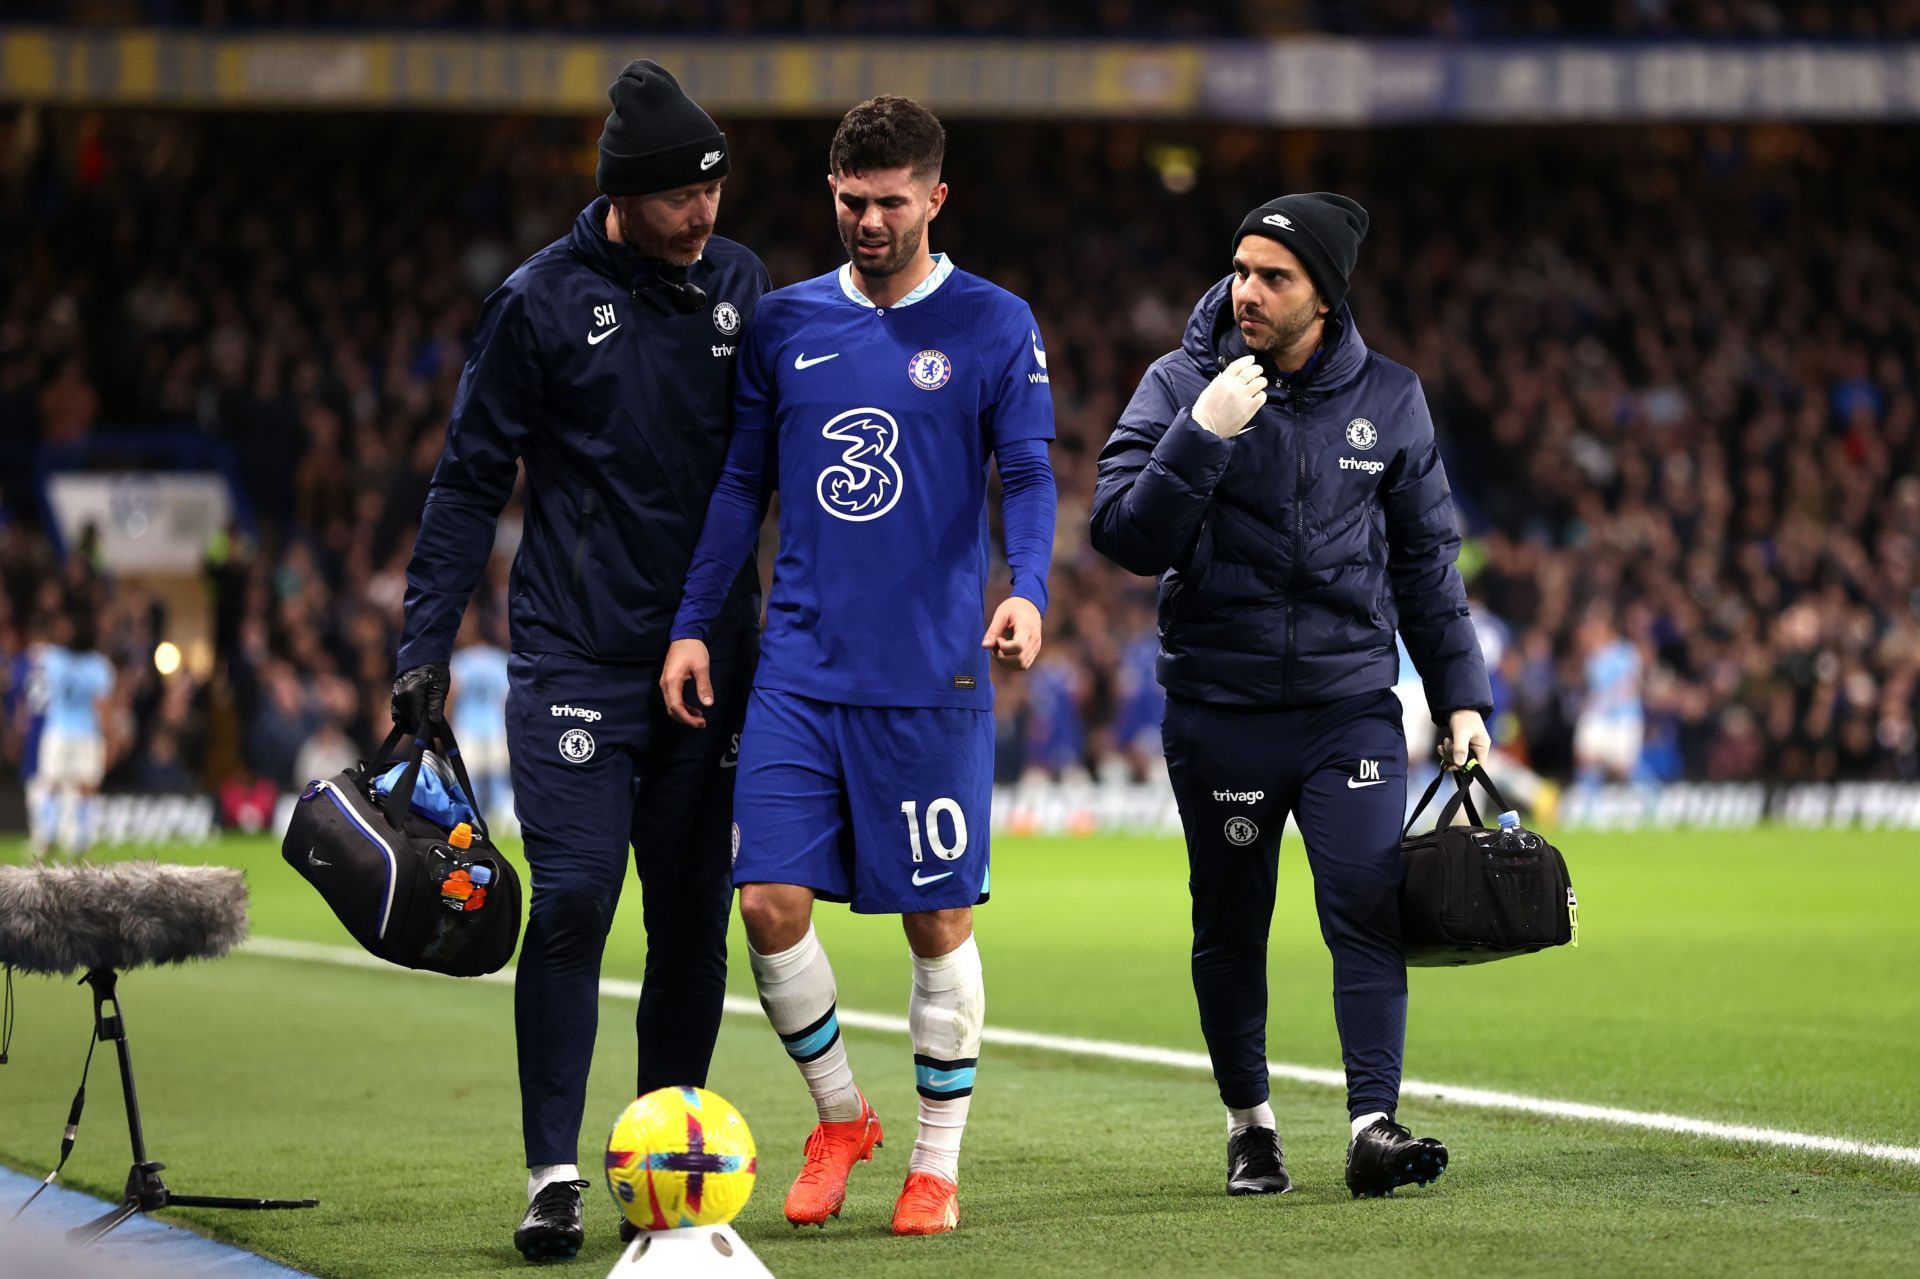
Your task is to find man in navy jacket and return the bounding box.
[1091,192,1492,1201]
[390,61,768,1259]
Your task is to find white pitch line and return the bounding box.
[241,936,1920,1167]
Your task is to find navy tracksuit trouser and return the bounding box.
[1163,688,1409,1120]
[505,651,751,1168]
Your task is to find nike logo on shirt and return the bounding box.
[794,352,840,370]
[911,868,954,887]
[587,325,620,345]
[1347,778,1386,789]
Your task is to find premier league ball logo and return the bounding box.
[908,349,952,391]
[1346,418,1377,450]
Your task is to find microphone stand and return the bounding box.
[65,968,319,1245]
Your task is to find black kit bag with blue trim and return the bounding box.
[281,721,522,977]
[1398,763,1577,967]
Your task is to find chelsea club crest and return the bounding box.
[908,349,952,391]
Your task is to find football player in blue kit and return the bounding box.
[661,96,1056,1237]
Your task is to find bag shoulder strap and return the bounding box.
[430,718,491,843]
[374,730,428,832]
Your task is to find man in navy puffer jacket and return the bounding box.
[1091,193,1492,1201]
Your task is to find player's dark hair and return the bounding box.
[829,96,945,182]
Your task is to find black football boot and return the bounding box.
[515,1178,589,1261]
[1345,1117,1447,1198]
[1227,1126,1294,1196]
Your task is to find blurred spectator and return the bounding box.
[293,718,357,790]
[1022,650,1090,784]
[447,613,512,820]
[134,730,196,792]
[1573,612,1645,783]
[249,662,323,790]
[3,109,1919,792]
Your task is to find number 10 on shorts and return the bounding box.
[901,798,969,862]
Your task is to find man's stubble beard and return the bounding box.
[845,216,925,278]
[616,204,708,267]
[1245,291,1322,356]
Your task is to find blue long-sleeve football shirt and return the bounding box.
[672,255,1057,710]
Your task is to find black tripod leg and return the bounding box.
[167,1194,320,1210]
[67,1199,143,1246]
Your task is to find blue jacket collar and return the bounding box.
[569,196,692,294]
[1181,274,1368,398]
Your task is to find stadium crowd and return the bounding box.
[3,109,1919,804]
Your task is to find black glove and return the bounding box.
[391,663,450,735]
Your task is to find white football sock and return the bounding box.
[750,926,862,1123]
[25,778,53,853]
[1351,1110,1390,1138]
[907,933,984,1184]
[1227,1100,1276,1138]
[528,1162,581,1200]
[54,786,80,855]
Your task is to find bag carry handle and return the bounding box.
[1402,760,1515,838]
[1403,768,1466,838]
[371,718,492,843]
[1440,762,1513,829]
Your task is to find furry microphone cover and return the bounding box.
[0,863,249,975]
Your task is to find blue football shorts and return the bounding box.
[731,687,993,915]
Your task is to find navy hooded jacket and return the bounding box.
[1090,277,1491,722]
[397,198,768,671]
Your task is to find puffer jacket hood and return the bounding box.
[1179,274,1369,396]
[1089,280,1490,720]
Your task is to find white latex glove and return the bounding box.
[1191,354,1269,439]
[1439,709,1491,770]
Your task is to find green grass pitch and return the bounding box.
[2,827,1917,1277]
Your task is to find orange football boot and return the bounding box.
[783,1093,884,1227]
[890,1170,960,1236]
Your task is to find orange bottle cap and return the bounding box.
[448,823,473,849]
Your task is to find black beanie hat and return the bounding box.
[1232,192,1370,312]
[597,60,730,196]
